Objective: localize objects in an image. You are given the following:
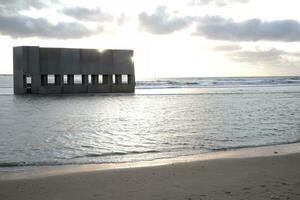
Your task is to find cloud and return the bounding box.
[0,1,106,39]
[139,6,194,34]
[0,14,102,39]
[138,9,300,42]
[213,44,242,51]
[61,7,113,22]
[228,48,300,67]
[189,0,249,7]
[0,0,58,13]
[194,16,300,42]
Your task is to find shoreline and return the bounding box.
[1,142,299,180]
[0,143,299,200]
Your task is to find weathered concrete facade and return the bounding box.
[13,46,135,94]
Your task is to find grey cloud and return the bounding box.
[138,8,300,42]
[0,14,102,39]
[189,0,249,7]
[61,7,113,22]
[213,44,242,51]
[0,0,105,39]
[139,6,194,34]
[195,16,300,42]
[228,48,300,67]
[0,0,58,13]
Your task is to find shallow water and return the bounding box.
[0,75,299,169]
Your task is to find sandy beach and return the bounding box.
[1,145,300,200]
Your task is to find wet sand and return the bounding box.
[0,146,300,200]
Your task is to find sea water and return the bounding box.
[0,75,299,169]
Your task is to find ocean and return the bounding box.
[0,75,299,170]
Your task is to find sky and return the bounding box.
[0,0,300,79]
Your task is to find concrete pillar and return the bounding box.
[31,74,41,93]
[13,47,26,94]
[13,72,26,94]
[55,74,62,85]
[115,74,122,85]
[82,75,88,85]
[41,75,48,86]
[67,74,74,85]
[91,74,98,85]
[28,47,40,94]
[23,75,27,88]
[103,74,112,85]
[128,74,135,85]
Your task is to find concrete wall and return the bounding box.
[13,47,26,94]
[13,46,135,94]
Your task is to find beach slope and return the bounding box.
[1,153,300,200]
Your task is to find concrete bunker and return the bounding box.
[13,46,135,94]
